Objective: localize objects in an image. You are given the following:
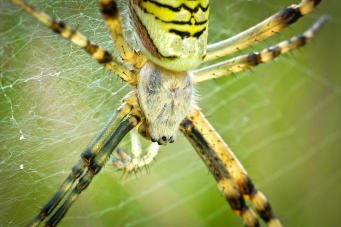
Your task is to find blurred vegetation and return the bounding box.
[0,0,340,227]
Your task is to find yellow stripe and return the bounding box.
[140,0,209,37]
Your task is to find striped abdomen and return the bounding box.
[130,0,209,71]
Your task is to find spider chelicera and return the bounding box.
[10,0,327,226]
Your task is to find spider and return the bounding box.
[9,0,327,226]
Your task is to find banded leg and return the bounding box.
[180,110,259,227]
[193,16,328,84]
[11,0,139,85]
[46,110,143,227]
[204,0,322,62]
[99,0,147,68]
[26,92,138,227]
[180,109,282,227]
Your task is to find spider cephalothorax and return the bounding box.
[10,0,326,226]
[137,61,194,145]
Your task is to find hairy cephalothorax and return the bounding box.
[113,61,195,171]
[10,0,327,226]
[137,61,194,145]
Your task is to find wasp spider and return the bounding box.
[10,0,327,226]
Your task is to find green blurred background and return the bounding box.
[1,0,340,226]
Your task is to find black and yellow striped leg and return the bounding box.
[180,109,282,227]
[99,0,147,68]
[204,0,322,62]
[45,110,143,227]
[26,92,138,227]
[10,0,139,85]
[193,15,328,83]
[180,110,260,227]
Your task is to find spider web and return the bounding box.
[1,0,341,226]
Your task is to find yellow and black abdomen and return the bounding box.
[130,0,209,71]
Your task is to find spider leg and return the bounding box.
[143,142,160,167]
[26,92,138,227]
[99,0,147,68]
[11,0,139,85]
[113,127,142,171]
[204,0,322,62]
[113,129,160,172]
[180,109,282,227]
[193,16,328,84]
[45,109,143,227]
